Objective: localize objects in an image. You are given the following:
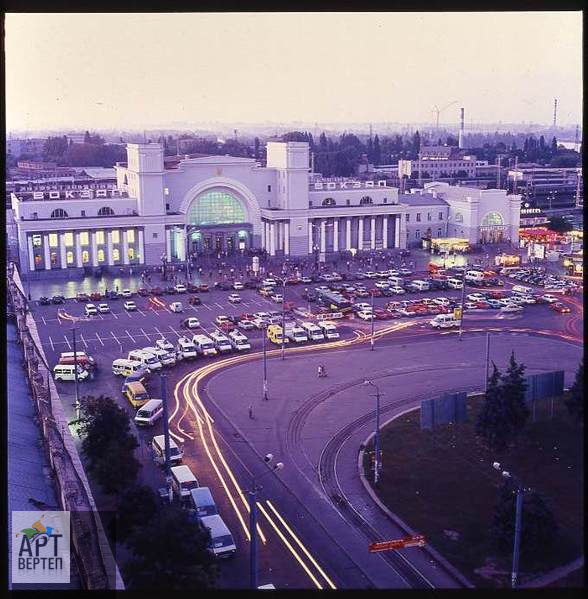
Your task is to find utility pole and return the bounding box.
[370,290,375,351]
[281,278,286,360]
[160,372,173,502]
[484,332,491,392]
[249,478,258,590]
[262,324,268,400]
[72,324,80,420]
[458,264,467,341]
[364,380,382,484]
[552,98,558,129]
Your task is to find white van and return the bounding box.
[511,284,534,296]
[171,465,199,501]
[228,330,251,351]
[190,487,219,518]
[177,337,198,360]
[300,321,325,341]
[170,301,183,313]
[430,313,460,329]
[152,434,183,465]
[388,276,404,287]
[53,364,89,382]
[128,349,162,371]
[112,358,143,376]
[142,346,176,367]
[318,320,339,339]
[192,334,217,357]
[411,280,431,292]
[465,270,485,283]
[447,277,463,289]
[209,331,233,353]
[285,325,308,343]
[200,514,237,558]
[134,399,164,426]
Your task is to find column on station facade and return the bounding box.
[43,235,51,270]
[358,218,364,250]
[107,230,114,265]
[269,222,276,256]
[75,233,83,267]
[176,228,186,261]
[91,232,99,267]
[333,218,339,252]
[320,220,326,253]
[261,219,266,250]
[284,221,290,255]
[383,216,388,248]
[345,218,351,250]
[122,230,130,265]
[395,214,401,248]
[370,217,376,249]
[165,228,172,260]
[27,236,35,272]
[138,229,145,264]
[308,220,314,253]
[60,233,67,268]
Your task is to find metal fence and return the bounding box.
[7,262,121,590]
[420,392,468,430]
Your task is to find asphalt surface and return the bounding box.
[26,260,583,589]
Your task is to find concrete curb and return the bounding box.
[357,404,476,588]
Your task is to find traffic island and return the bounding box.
[361,393,584,588]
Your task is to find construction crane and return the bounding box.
[431,101,459,133]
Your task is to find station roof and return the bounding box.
[399,193,448,206]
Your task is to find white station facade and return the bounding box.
[10,141,522,277]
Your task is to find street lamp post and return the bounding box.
[72,323,80,420]
[492,462,528,589]
[458,261,468,341]
[370,289,375,351]
[262,324,269,401]
[279,277,287,360]
[364,380,382,484]
[249,454,284,589]
[484,332,491,392]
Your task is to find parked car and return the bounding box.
[85,303,98,316]
[39,296,51,305]
[98,303,110,313]
[198,284,210,292]
[271,293,284,303]
[123,300,137,311]
[165,286,177,295]
[182,317,201,328]
[106,290,120,300]
[121,289,134,298]
[174,283,187,293]
[76,292,90,302]
[51,295,66,304]
[233,281,244,290]
[137,287,150,297]
[188,295,202,305]
[150,287,164,296]
[90,291,102,301]
[356,310,374,321]
[550,302,571,314]
[228,294,242,303]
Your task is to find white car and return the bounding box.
[233,281,244,290]
[123,300,137,311]
[375,281,390,289]
[300,277,312,284]
[356,310,374,321]
[156,338,175,353]
[467,293,486,302]
[354,302,372,312]
[364,271,378,279]
[519,295,537,305]
[228,294,242,303]
[464,302,479,310]
[398,268,413,276]
[389,286,406,295]
[98,303,110,313]
[85,303,98,316]
[501,304,523,313]
[121,289,133,298]
[174,283,187,293]
[541,294,559,303]
[183,317,201,328]
[215,315,231,326]
[432,297,450,306]
[238,319,255,330]
[262,278,277,287]
[271,294,284,303]
[253,311,271,320]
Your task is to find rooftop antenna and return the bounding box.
[234,129,238,142]
[458,107,465,149]
[574,124,580,152]
[552,98,558,129]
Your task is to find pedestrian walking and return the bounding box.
[248,404,254,419]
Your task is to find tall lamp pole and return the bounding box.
[493,462,528,589]
[458,261,468,340]
[370,289,376,351]
[72,323,80,420]
[280,277,287,360]
[364,380,383,484]
[262,323,269,401]
[249,455,284,589]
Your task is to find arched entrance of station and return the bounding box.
[186,189,253,256]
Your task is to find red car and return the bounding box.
[369,289,383,297]
[90,292,102,301]
[373,309,391,320]
[188,295,202,305]
[198,284,210,292]
[219,321,236,332]
[475,301,491,309]
[487,290,506,299]
[76,293,90,302]
[150,286,164,296]
[137,287,150,297]
[187,283,200,293]
[550,302,571,314]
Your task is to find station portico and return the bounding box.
[10,140,520,278]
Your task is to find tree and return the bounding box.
[501,352,529,439]
[551,136,558,153]
[491,482,558,560]
[78,395,141,494]
[254,136,260,159]
[84,130,91,143]
[565,359,584,423]
[373,134,381,165]
[123,504,216,590]
[43,136,68,161]
[115,485,160,543]
[412,130,421,157]
[548,216,573,234]
[476,363,512,452]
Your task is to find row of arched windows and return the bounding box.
[321,196,374,207]
[50,206,115,218]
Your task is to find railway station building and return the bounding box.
[10,141,521,278]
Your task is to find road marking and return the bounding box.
[79,333,88,349]
[203,304,213,311]
[126,310,133,318]
[215,302,224,309]
[111,331,123,349]
[140,328,150,340]
[41,315,47,326]
[63,335,71,350]
[49,336,55,352]
[111,311,119,319]
[125,330,136,343]
[95,332,105,346]
[168,325,183,339]
[137,308,146,316]
[154,326,166,339]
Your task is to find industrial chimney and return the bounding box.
[458,107,465,149]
